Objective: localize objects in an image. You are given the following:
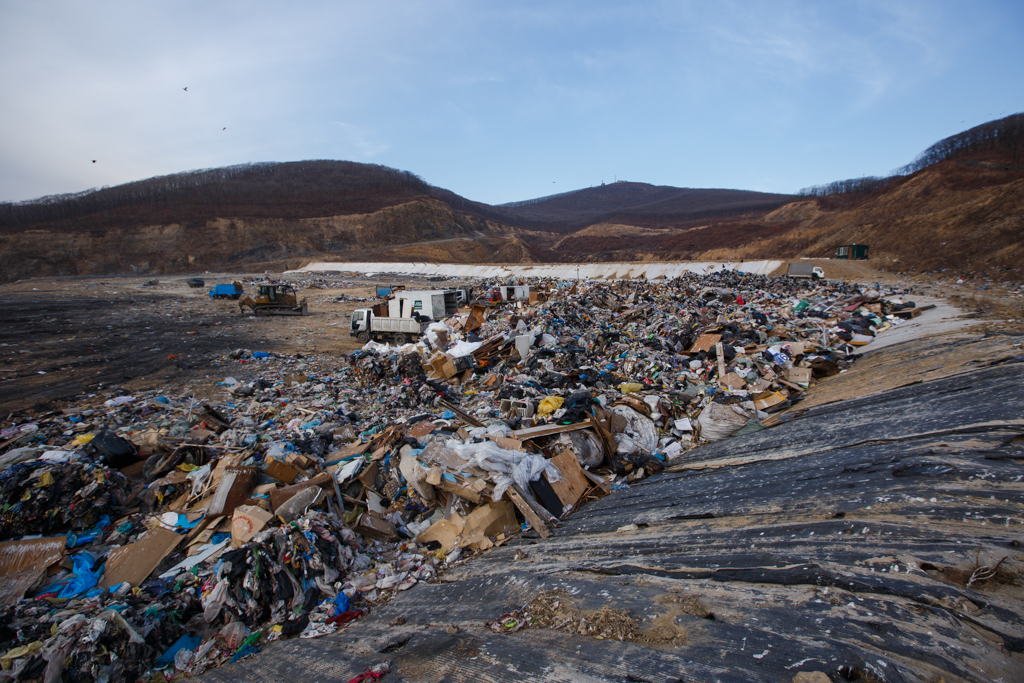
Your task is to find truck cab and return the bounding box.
[351,309,370,341]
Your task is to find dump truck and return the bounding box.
[349,307,428,344]
[209,282,244,300]
[388,290,459,321]
[238,284,308,316]
[786,263,825,280]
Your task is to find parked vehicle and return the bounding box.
[349,308,428,344]
[786,263,825,280]
[209,282,244,300]
[185,277,205,288]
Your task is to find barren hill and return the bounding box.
[1,114,1022,280]
[0,163,796,279]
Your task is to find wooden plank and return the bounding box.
[512,421,592,440]
[507,487,551,538]
[715,342,726,380]
[546,450,589,512]
[438,399,485,428]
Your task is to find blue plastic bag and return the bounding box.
[57,552,102,599]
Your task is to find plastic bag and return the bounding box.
[610,405,658,453]
[87,427,138,469]
[58,552,101,598]
[448,440,561,501]
[536,396,564,416]
[220,621,247,650]
[696,402,750,442]
[186,463,212,497]
[203,578,229,622]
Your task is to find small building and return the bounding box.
[835,244,869,260]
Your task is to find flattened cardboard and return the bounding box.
[689,333,722,354]
[485,436,525,452]
[101,527,181,588]
[265,459,299,484]
[545,450,590,511]
[409,420,436,439]
[357,462,380,489]
[721,372,747,389]
[231,505,274,547]
[206,466,257,517]
[0,536,66,606]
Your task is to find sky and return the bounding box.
[1,1,1022,205]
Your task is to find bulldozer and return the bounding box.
[238,284,308,316]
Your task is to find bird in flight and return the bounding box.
[183,87,188,92]
[222,127,226,131]
[92,160,96,164]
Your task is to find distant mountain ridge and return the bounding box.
[0,113,1022,280]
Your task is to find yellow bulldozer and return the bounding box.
[238,284,308,316]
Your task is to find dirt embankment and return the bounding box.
[0,198,530,282]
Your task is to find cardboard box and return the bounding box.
[753,391,787,411]
[356,511,398,542]
[417,501,516,552]
[417,516,463,552]
[787,367,812,386]
[231,505,274,547]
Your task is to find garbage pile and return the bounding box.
[0,271,917,680]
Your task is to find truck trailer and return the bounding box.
[388,290,459,321]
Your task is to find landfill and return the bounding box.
[0,271,920,680]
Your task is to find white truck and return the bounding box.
[786,263,825,280]
[349,309,428,345]
[349,290,458,344]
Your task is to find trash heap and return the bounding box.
[0,271,917,680]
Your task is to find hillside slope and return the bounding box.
[696,159,1024,278]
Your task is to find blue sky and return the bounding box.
[1,1,1022,204]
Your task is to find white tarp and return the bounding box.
[289,260,783,280]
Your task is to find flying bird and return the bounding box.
[222,127,226,131]
[91,160,96,163]
[183,87,188,91]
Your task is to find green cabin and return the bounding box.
[835,244,869,260]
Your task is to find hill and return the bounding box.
[478,182,797,232]
[0,164,798,280]
[0,113,1022,280]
